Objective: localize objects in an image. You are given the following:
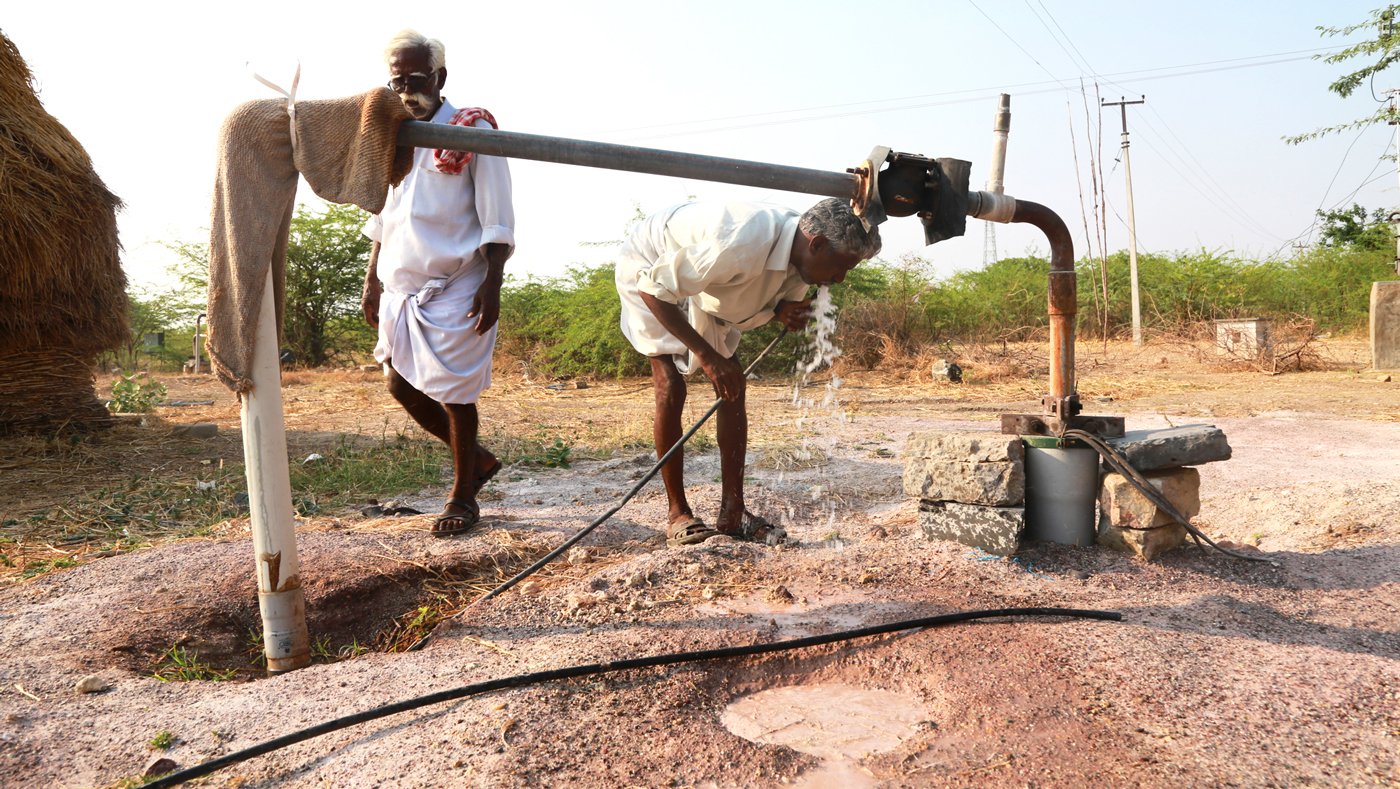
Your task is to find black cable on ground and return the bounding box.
[468,328,793,607]
[1061,428,1275,564]
[144,606,1120,788]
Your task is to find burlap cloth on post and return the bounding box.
[207,88,413,393]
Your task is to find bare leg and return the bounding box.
[386,366,497,476]
[650,356,693,527]
[712,357,747,534]
[442,401,479,518]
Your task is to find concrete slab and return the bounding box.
[1104,425,1230,472]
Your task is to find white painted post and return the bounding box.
[240,268,310,673]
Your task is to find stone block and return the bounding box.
[919,500,1025,556]
[902,431,1024,506]
[1372,281,1400,371]
[902,459,1023,506]
[1103,426,1230,472]
[1097,468,1199,560]
[904,431,1024,463]
[171,422,218,439]
[1101,467,1200,528]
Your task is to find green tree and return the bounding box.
[1287,5,1400,144]
[1315,203,1393,250]
[116,286,198,369]
[159,203,375,367]
[283,204,375,366]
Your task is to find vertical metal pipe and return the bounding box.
[987,94,1011,195]
[193,313,205,376]
[241,269,310,674]
[1009,200,1076,411]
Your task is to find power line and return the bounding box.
[605,50,1339,143]
[1035,0,1098,75]
[967,0,1074,89]
[1269,127,1389,258]
[608,46,1336,135]
[1023,0,1095,77]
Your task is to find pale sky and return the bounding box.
[4,1,1395,289]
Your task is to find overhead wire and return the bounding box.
[1268,120,1385,258]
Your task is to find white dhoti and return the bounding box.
[375,264,495,405]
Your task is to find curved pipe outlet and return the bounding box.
[1009,199,1077,420]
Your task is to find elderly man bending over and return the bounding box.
[615,199,881,546]
[361,29,514,536]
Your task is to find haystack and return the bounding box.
[0,32,127,435]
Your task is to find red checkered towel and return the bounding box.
[434,107,498,174]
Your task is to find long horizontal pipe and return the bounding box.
[399,121,860,200]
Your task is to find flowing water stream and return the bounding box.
[783,287,848,541]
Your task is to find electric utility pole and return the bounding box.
[1388,91,1400,274]
[1103,95,1146,345]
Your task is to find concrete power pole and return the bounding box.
[1103,95,1146,345]
[984,94,1011,266]
[1390,93,1400,274]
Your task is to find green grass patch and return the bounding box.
[151,646,237,682]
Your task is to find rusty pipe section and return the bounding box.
[970,194,1078,427]
[1012,200,1077,424]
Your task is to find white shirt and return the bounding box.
[363,99,515,295]
[627,202,808,331]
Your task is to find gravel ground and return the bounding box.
[0,342,1397,787]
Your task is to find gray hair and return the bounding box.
[384,29,446,71]
[799,198,881,259]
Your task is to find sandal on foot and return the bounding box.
[666,516,718,547]
[473,460,503,495]
[718,510,788,545]
[431,499,480,538]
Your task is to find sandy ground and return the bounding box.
[0,340,1397,787]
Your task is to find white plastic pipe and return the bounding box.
[240,268,310,673]
[986,94,1011,195]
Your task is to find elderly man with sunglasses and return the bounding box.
[361,29,514,537]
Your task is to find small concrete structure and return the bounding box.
[1371,281,1400,371]
[1213,318,1271,359]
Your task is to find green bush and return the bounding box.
[106,373,166,413]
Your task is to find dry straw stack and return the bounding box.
[0,33,127,435]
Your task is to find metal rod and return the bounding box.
[398,122,860,200]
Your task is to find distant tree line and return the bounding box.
[116,202,1394,378]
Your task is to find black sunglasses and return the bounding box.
[387,72,437,93]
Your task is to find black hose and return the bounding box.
[1061,428,1275,564]
[470,328,793,606]
[145,606,1120,788]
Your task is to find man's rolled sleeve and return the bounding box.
[362,213,383,243]
[470,118,516,258]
